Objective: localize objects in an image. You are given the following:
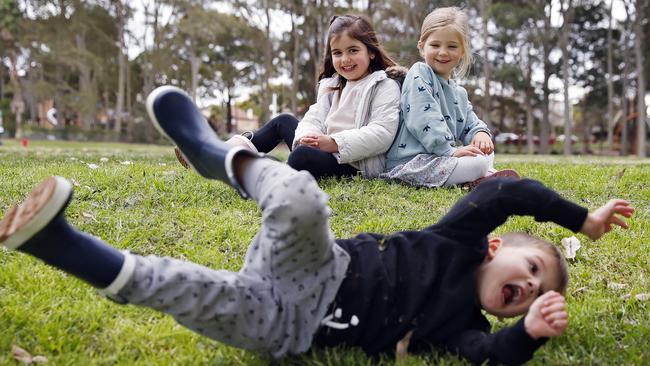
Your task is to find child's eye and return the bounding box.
[332,51,342,57]
[530,263,538,274]
[349,49,358,54]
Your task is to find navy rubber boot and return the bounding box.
[146,86,261,198]
[0,176,124,289]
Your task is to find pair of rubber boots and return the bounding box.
[0,86,259,289]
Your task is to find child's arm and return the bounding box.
[432,178,631,245]
[458,94,492,154]
[446,292,567,365]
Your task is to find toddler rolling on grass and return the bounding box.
[0,87,634,365]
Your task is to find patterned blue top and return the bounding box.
[385,62,490,170]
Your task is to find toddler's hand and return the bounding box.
[580,199,634,241]
[524,291,568,339]
[471,132,494,154]
[452,145,484,157]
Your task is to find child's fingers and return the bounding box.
[541,303,566,318]
[608,216,628,229]
[549,318,568,332]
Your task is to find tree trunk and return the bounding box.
[539,2,553,154]
[225,86,234,134]
[524,47,535,155]
[114,0,126,137]
[6,49,24,138]
[606,0,615,150]
[620,4,632,156]
[75,33,96,131]
[480,0,492,130]
[259,0,273,126]
[634,0,647,157]
[290,9,299,114]
[189,50,201,102]
[560,0,574,156]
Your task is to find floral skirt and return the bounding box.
[380,154,458,187]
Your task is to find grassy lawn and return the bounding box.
[1,139,649,365]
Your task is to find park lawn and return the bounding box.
[0,139,649,365]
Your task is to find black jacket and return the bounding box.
[313,178,587,365]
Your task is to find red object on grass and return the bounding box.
[21,138,29,148]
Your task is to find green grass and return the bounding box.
[1,139,649,365]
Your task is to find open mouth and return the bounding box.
[341,65,356,72]
[503,284,522,305]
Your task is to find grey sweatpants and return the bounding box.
[111,162,351,357]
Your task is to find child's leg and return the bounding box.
[443,154,491,186]
[250,113,299,153]
[237,159,350,354]
[0,176,328,357]
[287,145,359,179]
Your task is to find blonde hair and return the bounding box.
[500,232,569,295]
[419,7,472,79]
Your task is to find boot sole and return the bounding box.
[174,146,190,169]
[0,176,72,250]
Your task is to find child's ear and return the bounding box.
[417,41,424,57]
[486,237,503,260]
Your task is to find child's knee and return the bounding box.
[264,171,329,223]
[458,155,490,179]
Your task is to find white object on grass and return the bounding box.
[561,236,581,260]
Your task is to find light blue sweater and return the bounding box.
[385,62,490,170]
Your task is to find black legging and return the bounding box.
[251,113,359,180]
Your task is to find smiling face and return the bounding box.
[418,26,464,80]
[477,238,563,318]
[330,31,374,81]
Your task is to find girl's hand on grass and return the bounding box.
[580,199,634,241]
[471,132,494,155]
[524,291,568,339]
[452,145,484,158]
[299,135,339,153]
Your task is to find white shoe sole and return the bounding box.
[0,176,72,250]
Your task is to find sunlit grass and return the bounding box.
[1,139,649,365]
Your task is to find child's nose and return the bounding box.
[527,279,539,294]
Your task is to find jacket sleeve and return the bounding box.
[330,79,401,163]
[401,65,457,156]
[292,82,331,149]
[446,318,547,366]
[459,91,491,146]
[430,178,588,244]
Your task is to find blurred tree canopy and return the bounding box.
[0,0,647,155]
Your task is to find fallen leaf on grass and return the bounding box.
[163,170,177,176]
[12,345,48,364]
[82,212,98,222]
[608,283,628,290]
[635,293,650,301]
[620,293,650,301]
[100,157,109,162]
[86,163,99,170]
[561,236,581,259]
[120,160,133,165]
[572,286,588,296]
